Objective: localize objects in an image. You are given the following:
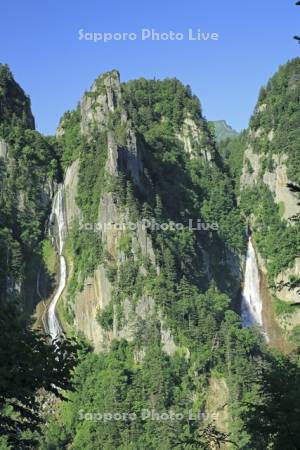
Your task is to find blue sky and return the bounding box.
[1,0,299,135]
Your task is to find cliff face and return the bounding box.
[60,72,172,351]
[0,65,59,312]
[239,58,300,335]
[240,133,300,222]
[57,70,244,354]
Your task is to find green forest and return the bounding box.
[0,55,300,450]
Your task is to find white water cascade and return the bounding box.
[47,184,66,341]
[241,238,268,339]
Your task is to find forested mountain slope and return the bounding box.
[0,64,60,312]
[0,64,77,449]
[238,59,300,338]
[1,63,300,449]
[41,70,300,449]
[210,120,238,143]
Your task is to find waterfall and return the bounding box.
[241,238,268,339]
[47,184,66,341]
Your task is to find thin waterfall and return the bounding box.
[241,238,268,339]
[47,184,66,341]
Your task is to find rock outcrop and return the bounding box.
[241,147,300,221]
[61,70,176,353]
[177,116,213,161]
[73,266,112,352]
[262,156,300,221]
[80,70,122,136]
[64,159,81,230]
[0,140,8,159]
[239,59,300,336]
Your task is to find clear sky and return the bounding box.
[1,0,299,135]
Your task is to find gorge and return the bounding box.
[0,59,300,449]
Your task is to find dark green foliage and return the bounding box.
[0,66,81,449]
[218,131,247,193]
[2,63,300,449]
[122,77,201,132]
[0,300,79,449]
[0,130,60,307]
[96,302,114,331]
[0,64,34,130]
[249,58,300,184]
[57,108,82,168]
[76,132,108,221]
[67,223,103,299]
[117,79,246,309]
[240,185,300,278]
[41,340,232,450]
[239,350,300,449]
[0,69,60,308]
[42,310,300,449]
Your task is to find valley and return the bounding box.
[0,59,300,449]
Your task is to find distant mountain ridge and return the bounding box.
[211,119,238,143]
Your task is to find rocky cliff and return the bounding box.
[59,72,175,352]
[0,64,59,312]
[239,58,300,338]
[55,70,244,357]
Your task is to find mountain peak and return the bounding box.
[0,63,35,130]
[211,119,238,143]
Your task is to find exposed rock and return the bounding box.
[275,257,300,304]
[73,266,112,352]
[241,146,300,222]
[60,71,200,355]
[177,117,198,156]
[177,116,212,161]
[263,157,300,220]
[80,70,122,136]
[240,144,261,187]
[113,296,154,342]
[268,129,274,142]
[56,123,65,138]
[160,326,177,355]
[64,159,81,230]
[97,192,121,257]
[118,128,143,186]
[255,240,299,345]
[254,127,263,138]
[105,129,143,186]
[81,71,143,187]
[0,140,8,159]
[256,103,267,113]
[112,295,178,356]
[132,222,156,265]
[260,269,291,351]
[135,295,155,318]
[105,132,119,176]
[205,377,230,438]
